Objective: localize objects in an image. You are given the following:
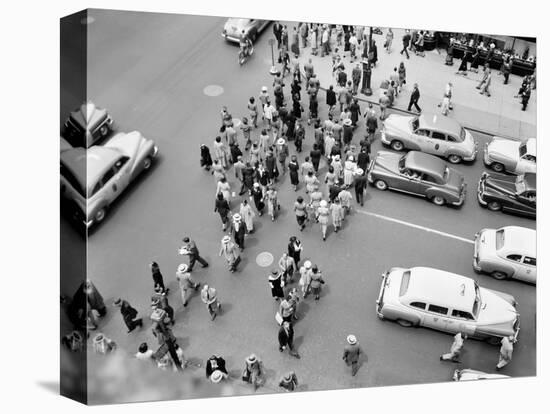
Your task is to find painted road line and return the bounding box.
[355,209,474,245]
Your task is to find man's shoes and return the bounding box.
[202,263,209,268]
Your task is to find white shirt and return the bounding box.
[135,350,154,360]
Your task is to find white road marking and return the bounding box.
[355,209,474,245]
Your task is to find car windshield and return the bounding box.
[399,270,411,297]
[519,143,527,157]
[495,229,505,250]
[61,163,86,198]
[515,175,526,194]
[458,127,466,142]
[472,283,481,318]
[443,167,450,181]
[411,117,419,132]
[398,155,406,172]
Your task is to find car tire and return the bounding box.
[486,336,502,346]
[396,319,414,327]
[99,125,109,137]
[447,154,462,164]
[374,179,388,191]
[492,271,509,281]
[491,162,505,173]
[94,207,107,224]
[487,201,502,211]
[431,195,446,206]
[143,156,153,171]
[390,140,405,151]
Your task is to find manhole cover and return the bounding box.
[256,252,274,267]
[203,85,224,97]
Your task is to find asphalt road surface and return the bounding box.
[61,10,536,397]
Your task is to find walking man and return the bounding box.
[214,192,231,231]
[440,332,466,362]
[279,371,299,391]
[201,284,221,320]
[343,334,363,376]
[175,263,200,307]
[400,30,411,58]
[179,237,209,271]
[231,213,246,251]
[407,83,421,112]
[288,236,303,267]
[242,354,264,390]
[496,335,515,371]
[114,298,143,333]
[278,252,296,284]
[219,235,241,272]
[294,196,308,231]
[150,261,168,294]
[278,321,300,358]
[354,168,367,206]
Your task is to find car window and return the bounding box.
[521,191,536,203]
[409,301,426,310]
[411,118,419,131]
[519,143,527,157]
[523,256,536,266]
[495,229,505,250]
[431,131,446,140]
[422,173,437,183]
[416,129,429,137]
[459,128,466,141]
[60,163,85,198]
[524,154,536,162]
[452,309,474,320]
[399,270,411,296]
[113,156,130,174]
[447,134,458,143]
[506,254,522,262]
[90,181,102,197]
[101,167,117,185]
[398,156,406,171]
[427,304,448,315]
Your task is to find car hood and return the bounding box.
[487,138,518,160]
[477,287,518,334]
[384,114,412,135]
[104,131,151,169]
[476,228,496,258]
[224,19,248,34]
[482,173,516,196]
[373,150,401,172]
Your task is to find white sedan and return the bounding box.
[484,137,536,174]
[473,226,536,284]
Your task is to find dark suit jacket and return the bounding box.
[278,324,295,348]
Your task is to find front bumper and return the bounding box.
[472,232,482,271]
[380,131,390,145]
[463,142,478,162]
[222,32,241,43]
[477,176,488,206]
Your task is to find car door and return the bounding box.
[400,169,425,195]
[428,131,449,156]
[412,128,432,152]
[515,190,536,215]
[516,154,536,174]
[450,309,476,336]
[504,254,523,279]
[110,156,132,198]
[516,256,536,283]
[423,304,454,333]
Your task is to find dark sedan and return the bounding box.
[477,172,536,219]
[367,150,466,206]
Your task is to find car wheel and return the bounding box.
[487,201,502,211]
[492,271,509,281]
[447,154,462,164]
[390,140,405,151]
[432,195,446,206]
[491,162,505,173]
[396,319,413,327]
[374,179,388,191]
[99,125,109,137]
[143,156,153,171]
[486,336,502,346]
[94,207,107,224]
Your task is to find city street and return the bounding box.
[61,10,536,399]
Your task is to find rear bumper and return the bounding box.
[451,184,467,206]
[222,33,241,43]
[380,131,391,145]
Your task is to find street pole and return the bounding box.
[268,39,278,76]
[364,27,373,95]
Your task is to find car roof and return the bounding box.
[405,151,446,179]
[60,146,122,193]
[419,113,462,136]
[69,101,108,129]
[502,226,536,257]
[401,267,476,312]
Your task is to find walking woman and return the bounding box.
[349,98,361,127]
[268,269,285,301]
[200,144,213,171]
[288,155,300,191]
[309,265,326,300]
[317,199,330,241]
[214,193,231,231]
[343,156,357,187]
[264,185,279,221]
[288,236,303,268]
[251,182,265,216]
[294,196,308,231]
[330,198,345,233]
[239,199,255,233]
[248,97,258,128]
[398,61,407,91]
[213,136,229,169]
[216,177,231,206]
[249,141,261,165]
[308,186,323,223]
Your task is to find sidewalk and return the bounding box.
[284,24,536,139]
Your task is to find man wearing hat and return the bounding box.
[149,261,169,294]
[206,354,228,381]
[496,335,515,371]
[179,237,208,271]
[279,371,299,391]
[342,118,354,146]
[175,263,200,308]
[219,235,241,272]
[114,298,143,333]
[151,287,175,325]
[230,213,246,251]
[354,168,367,206]
[276,138,289,174]
[342,334,363,376]
[278,321,300,358]
[440,332,466,363]
[268,268,285,300]
[242,354,264,390]
[299,260,313,297]
[201,284,221,320]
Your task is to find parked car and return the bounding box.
[452,368,509,381]
[381,113,477,164]
[473,226,536,284]
[63,101,114,148]
[376,266,520,345]
[222,18,270,43]
[477,172,536,218]
[367,150,466,207]
[60,131,158,228]
[484,137,536,174]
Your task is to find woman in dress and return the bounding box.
[213,136,229,169]
[294,196,308,231]
[239,198,256,233]
[385,28,394,53]
[216,177,231,206]
[288,155,300,191]
[259,129,271,161]
[343,156,357,187]
[211,159,226,182]
[200,144,213,171]
[308,186,323,223]
[456,51,470,75]
[331,154,343,180]
[264,185,279,221]
[251,182,265,216]
[398,61,406,90]
[330,198,344,233]
[247,97,258,128]
[268,269,285,301]
[290,26,300,57]
[325,165,338,189]
[324,132,335,159]
[349,98,361,127]
[304,170,320,194]
[317,199,330,241]
[249,141,261,165]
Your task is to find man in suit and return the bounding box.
[278,321,300,358]
[407,83,421,112]
[231,214,246,251]
[400,30,411,58]
[273,21,283,49]
[180,237,209,271]
[342,334,363,376]
[114,298,143,333]
[354,169,368,206]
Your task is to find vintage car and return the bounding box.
[484,137,536,174]
[60,131,158,228]
[376,266,520,345]
[473,226,536,284]
[63,101,114,148]
[367,150,466,207]
[477,172,536,218]
[452,368,509,381]
[380,113,477,164]
[222,18,271,43]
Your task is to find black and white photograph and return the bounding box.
[3,0,548,413]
